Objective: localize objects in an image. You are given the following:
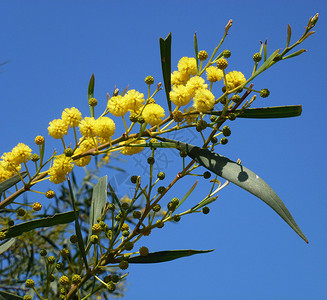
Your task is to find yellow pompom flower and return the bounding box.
[73,138,97,167]
[94,117,115,141]
[48,119,69,139]
[186,76,208,97]
[49,155,74,184]
[62,107,82,128]
[177,57,197,76]
[171,71,190,86]
[206,66,224,82]
[225,71,246,90]
[0,164,14,183]
[142,103,165,126]
[120,140,145,156]
[193,89,215,112]
[0,152,22,172]
[169,85,192,107]
[107,95,129,117]
[11,143,32,164]
[124,90,145,113]
[79,117,96,138]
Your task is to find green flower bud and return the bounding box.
[231,94,242,104]
[147,157,155,165]
[130,175,138,184]
[70,234,78,243]
[253,53,262,62]
[23,295,32,300]
[228,113,236,121]
[145,76,154,85]
[139,246,149,256]
[173,214,181,222]
[180,150,187,158]
[61,248,70,258]
[107,281,116,292]
[88,97,98,107]
[25,279,35,288]
[17,208,26,217]
[223,49,231,58]
[40,249,48,256]
[124,241,134,251]
[92,223,102,234]
[47,256,56,264]
[133,211,142,219]
[90,235,99,244]
[46,190,55,199]
[157,172,165,180]
[203,171,211,179]
[210,115,217,122]
[122,230,129,237]
[171,197,180,205]
[157,186,166,194]
[156,220,164,228]
[202,206,210,214]
[72,274,81,285]
[222,126,231,137]
[119,260,129,270]
[129,113,139,123]
[217,58,228,70]
[64,148,74,157]
[220,138,228,145]
[31,153,39,162]
[121,202,130,210]
[260,88,270,98]
[211,137,218,144]
[59,275,69,286]
[198,50,208,61]
[111,274,120,283]
[152,204,161,212]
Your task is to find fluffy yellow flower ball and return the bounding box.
[206,66,224,82]
[193,89,215,112]
[48,119,69,139]
[94,117,116,141]
[62,107,82,128]
[142,103,165,126]
[171,71,190,86]
[177,57,197,76]
[120,140,145,156]
[124,89,145,113]
[225,71,246,90]
[11,143,32,164]
[169,85,192,107]
[107,95,129,117]
[186,76,208,97]
[79,117,96,138]
[49,155,74,184]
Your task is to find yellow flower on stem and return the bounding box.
[186,76,208,97]
[171,71,190,86]
[11,143,32,164]
[169,85,192,107]
[177,57,197,76]
[119,140,144,156]
[48,119,69,139]
[48,155,74,184]
[94,117,116,141]
[225,71,246,90]
[124,90,145,113]
[79,117,97,138]
[206,66,224,82]
[193,89,215,112]
[62,107,82,128]
[142,103,165,126]
[107,95,128,117]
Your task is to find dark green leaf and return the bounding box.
[0,211,75,239]
[88,176,107,242]
[128,249,214,264]
[88,73,95,100]
[211,105,302,119]
[0,238,15,255]
[0,171,27,195]
[286,24,292,48]
[194,32,199,71]
[159,33,172,113]
[156,137,308,243]
[0,291,23,300]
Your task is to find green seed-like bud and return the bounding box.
[72,274,81,285]
[223,49,231,58]
[198,50,208,61]
[23,295,32,300]
[133,211,142,219]
[119,260,129,270]
[56,262,63,270]
[196,120,207,132]
[105,230,113,239]
[157,172,165,180]
[121,202,130,210]
[210,115,217,122]
[104,275,111,283]
[70,234,78,243]
[92,223,102,234]
[253,53,262,62]
[115,214,122,221]
[31,153,39,162]
[202,206,210,214]
[137,115,145,124]
[130,175,138,183]
[157,186,166,194]
[40,249,47,256]
[88,97,98,107]
[107,281,116,292]
[139,246,149,256]
[34,135,45,145]
[122,230,129,237]
[173,110,184,122]
[173,214,181,222]
[231,94,242,104]
[64,148,74,157]
[61,248,70,258]
[46,190,55,199]
[167,202,176,211]
[111,274,120,283]
[0,232,6,241]
[180,150,187,158]
[108,203,115,211]
[222,126,231,137]
[145,76,154,85]
[8,219,14,226]
[260,88,270,98]
[25,279,35,288]
[147,157,155,165]
[156,220,164,228]
[203,171,211,179]
[220,138,228,145]
[217,58,228,70]
[129,113,139,123]
[152,204,161,212]
[124,241,134,251]
[48,274,55,282]
[17,208,26,217]
[228,113,236,121]
[211,137,218,144]
[59,275,69,286]
[171,197,180,205]
[90,235,99,244]
[99,221,106,229]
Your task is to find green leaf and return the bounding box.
[156,137,308,243]
[88,73,95,100]
[88,176,108,243]
[0,171,27,195]
[192,196,218,211]
[0,238,15,255]
[211,105,302,119]
[176,180,198,209]
[283,49,307,60]
[159,33,172,113]
[0,291,23,300]
[0,211,75,239]
[194,32,199,71]
[286,24,292,48]
[128,249,214,264]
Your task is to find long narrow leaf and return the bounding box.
[0,238,15,255]
[128,249,214,264]
[0,212,75,239]
[88,73,95,100]
[0,171,27,195]
[88,176,107,243]
[176,180,198,209]
[0,291,23,300]
[211,105,302,119]
[156,137,308,243]
[159,33,172,112]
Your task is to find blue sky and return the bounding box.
[1,1,327,299]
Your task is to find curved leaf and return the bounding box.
[159,33,172,112]
[156,137,308,243]
[0,291,23,300]
[0,238,15,255]
[128,249,214,264]
[88,73,95,100]
[0,211,75,239]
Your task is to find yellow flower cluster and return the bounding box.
[73,138,97,167]
[225,71,246,90]
[142,103,165,126]
[0,143,32,182]
[120,139,145,156]
[48,154,74,184]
